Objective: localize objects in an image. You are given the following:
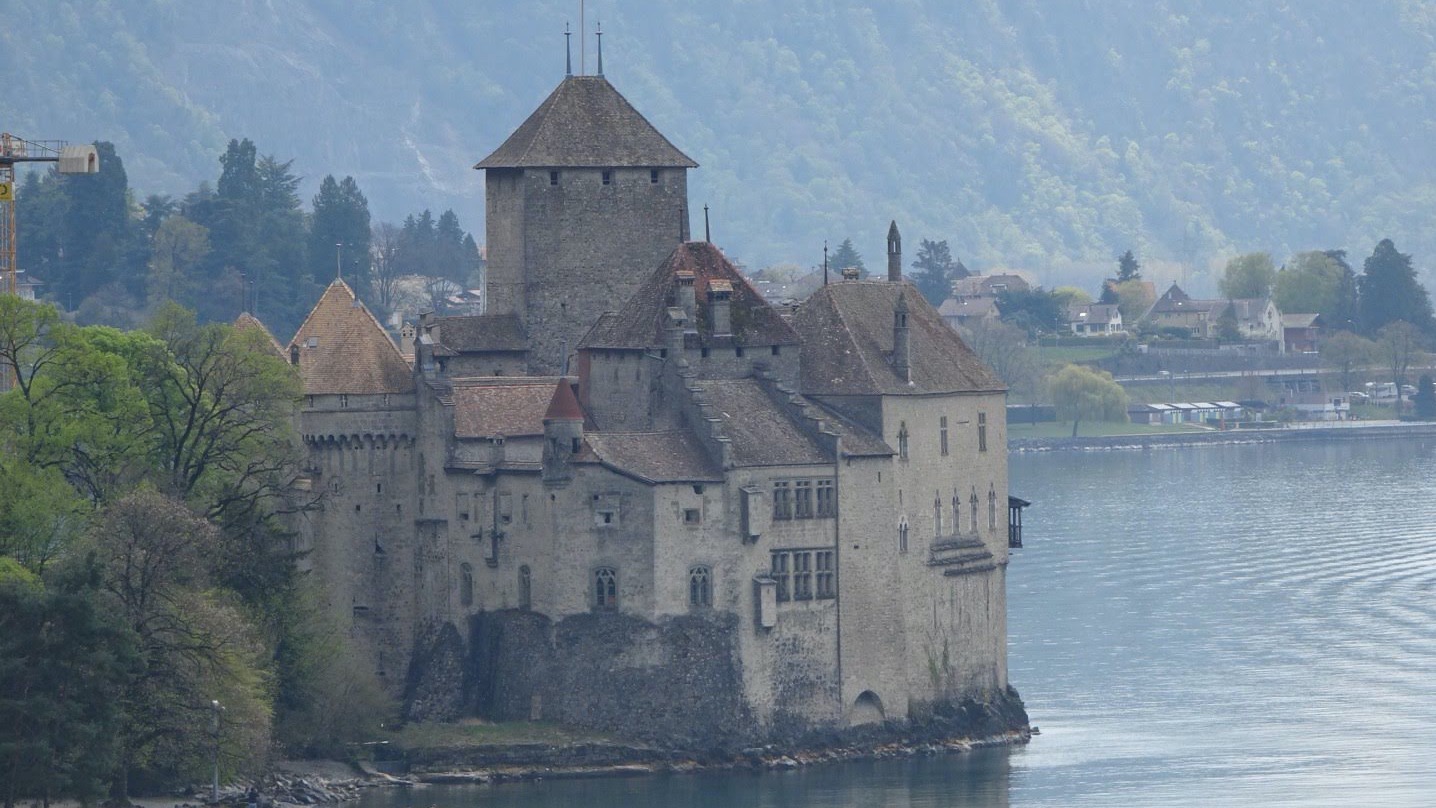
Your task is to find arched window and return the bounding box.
[899,517,910,554]
[897,422,910,460]
[933,492,943,535]
[688,565,712,608]
[988,484,997,531]
[951,489,960,532]
[460,562,474,607]
[518,565,532,611]
[969,487,979,533]
[940,416,949,456]
[594,567,618,610]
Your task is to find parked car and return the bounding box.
[1348,391,1370,403]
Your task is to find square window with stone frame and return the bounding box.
[794,480,813,519]
[792,551,813,600]
[770,551,790,601]
[772,481,792,520]
[816,479,836,517]
[815,550,835,599]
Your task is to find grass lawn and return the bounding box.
[1008,420,1211,439]
[1038,346,1121,367]
[386,718,615,749]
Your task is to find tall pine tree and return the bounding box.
[1358,239,1433,334]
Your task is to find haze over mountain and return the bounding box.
[6,0,1436,291]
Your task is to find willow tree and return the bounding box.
[1048,364,1129,437]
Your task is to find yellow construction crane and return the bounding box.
[0,133,100,296]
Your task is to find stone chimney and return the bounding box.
[676,270,697,325]
[399,322,416,357]
[542,379,585,484]
[709,280,733,336]
[893,290,911,383]
[887,220,902,283]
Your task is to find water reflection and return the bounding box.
[354,439,1436,807]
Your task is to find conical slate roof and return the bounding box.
[475,75,697,169]
[544,378,585,422]
[232,311,286,361]
[287,280,415,396]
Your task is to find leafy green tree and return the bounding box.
[1321,330,1376,394]
[1414,375,1436,419]
[1109,279,1154,323]
[996,287,1065,335]
[1326,250,1361,333]
[1219,252,1276,299]
[1051,286,1092,310]
[830,237,865,278]
[1116,249,1141,281]
[1375,320,1425,405]
[94,491,271,796]
[911,238,957,304]
[0,558,138,808]
[1047,363,1129,437]
[1273,251,1344,321]
[1359,239,1433,335]
[146,216,211,310]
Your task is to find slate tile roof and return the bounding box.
[579,241,800,350]
[232,311,287,360]
[792,281,1005,396]
[451,378,565,438]
[583,431,724,483]
[431,313,529,353]
[475,76,697,169]
[287,280,415,395]
[694,378,830,467]
[806,400,894,457]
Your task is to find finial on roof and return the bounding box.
[596,21,603,76]
[565,22,572,76]
[823,240,829,286]
[703,204,710,243]
[335,242,344,281]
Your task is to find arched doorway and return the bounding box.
[850,690,885,726]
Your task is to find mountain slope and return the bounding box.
[5,0,1436,289]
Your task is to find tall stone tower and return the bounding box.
[476,75,697,374]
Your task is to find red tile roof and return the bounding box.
[287,280,414,395]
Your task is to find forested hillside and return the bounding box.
[5,0,1436,287]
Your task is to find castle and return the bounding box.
[275,70,1027,744]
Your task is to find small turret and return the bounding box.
[893,290,911,383]
[542,379,585,483]
[887,220,902,283]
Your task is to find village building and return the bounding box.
[1142,283,1283,344]
[267,71,1025,744]
[1067,302,1124,336]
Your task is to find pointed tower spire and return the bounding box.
[596,21,604,76]
[565,22,572,76]
[887,220,902,282]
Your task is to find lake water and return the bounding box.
[356,438,1436,807]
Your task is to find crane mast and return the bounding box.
[0,133,100,296]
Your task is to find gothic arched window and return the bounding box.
[594,567,618,610]
[898,422,910,461]
[460,563,474,607]
[689,565,712,608]
[988,484,998,531]
[899,517,910,554]
[969,487,979,533]
[518,565,532,611]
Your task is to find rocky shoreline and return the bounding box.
[167,726,1031,806]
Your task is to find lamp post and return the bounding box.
[210,699,224,803]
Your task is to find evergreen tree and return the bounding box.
[830,238,865,278]
[434,209,468,283]
[911,238,958,304]
[1358,239,1433,335]
[1416,375,1436,419]
[1117,249,1142,281]
[309,176,372,289]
